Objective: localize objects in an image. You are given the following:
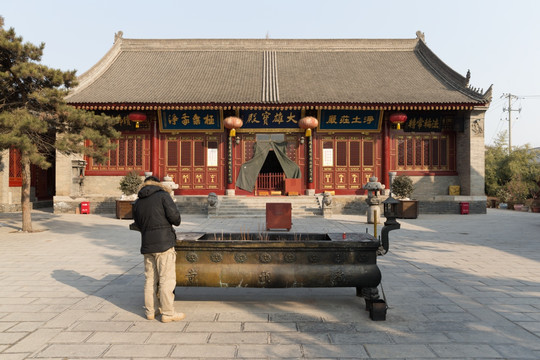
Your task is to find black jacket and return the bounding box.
[133,181,181,254]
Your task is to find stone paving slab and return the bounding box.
[0,208,539,359]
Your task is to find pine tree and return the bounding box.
[0,17,119,232]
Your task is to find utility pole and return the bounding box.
[502,93,520,154]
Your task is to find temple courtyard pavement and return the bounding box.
[0,208,539,359]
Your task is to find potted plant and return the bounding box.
[391,174,418,219]
[117,170,143,219]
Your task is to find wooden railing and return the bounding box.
[256,172,285,191]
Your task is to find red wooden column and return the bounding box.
[307,134,315,192]
[151,118,160,177]
[227,135,235,191]
[382,115,391,189]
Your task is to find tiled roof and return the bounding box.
[66,35,491,106]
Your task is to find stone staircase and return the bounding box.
[211,195,322,218]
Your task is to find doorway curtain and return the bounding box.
[236,141,301,192]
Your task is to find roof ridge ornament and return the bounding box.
[416,30,425,43]
[114,31,124,43]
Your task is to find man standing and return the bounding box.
[133,176,185,322]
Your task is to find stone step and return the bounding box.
[211,196,322,218]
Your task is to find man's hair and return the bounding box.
[144,176,160,183]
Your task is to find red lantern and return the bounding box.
[299,116,319,137]
[128,112,147,128]
[224,116,243,137]
[389,112,407,130]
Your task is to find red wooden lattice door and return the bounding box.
[317,134,382,194]
[161,134,223,194]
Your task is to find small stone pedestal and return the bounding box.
[366,198,382,224]
[161,175,179,196]
[363,176,385,224]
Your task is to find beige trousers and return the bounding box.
[143,247,177,317]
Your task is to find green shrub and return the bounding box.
[119,171,142,196]
[392,175,414,199]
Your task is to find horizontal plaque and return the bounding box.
[160,110,222,132]
[319,110,382,132]
[240,109,302,129]
[403,112,456,132]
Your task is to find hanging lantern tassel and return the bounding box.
[305,128,312,137]
[230,128,236,137]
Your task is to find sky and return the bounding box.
[2,0,539,148]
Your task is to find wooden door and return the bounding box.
[318,134,381,194]
[162,134,224,194]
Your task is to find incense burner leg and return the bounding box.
[358,287,387,321]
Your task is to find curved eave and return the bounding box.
[69,102,485,112]
[414,40,489,103]
[66,38,123,101]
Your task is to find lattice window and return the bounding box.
[181,142,191,166]
[432,139,439,166]
[363,142,374,166]
[136,138,143,166]
[440,138,447,166]
[336,142,347,166]
[397,139,405,166]
[127,138,135,166]
[109,147,117,166]
[415,138,422,166]
[406,138,413,166]
[167,141,178,166]
[9,147,22,187]
[423,139,430,166]
[118,140,126,166]
[194,141,204,166]
[350,142,360,166]
[87,134,149,171]
[395,134,452,170]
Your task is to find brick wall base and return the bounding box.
[45,195,488,216]
[53,195,208,216]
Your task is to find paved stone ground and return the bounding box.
[0,208,539,359]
